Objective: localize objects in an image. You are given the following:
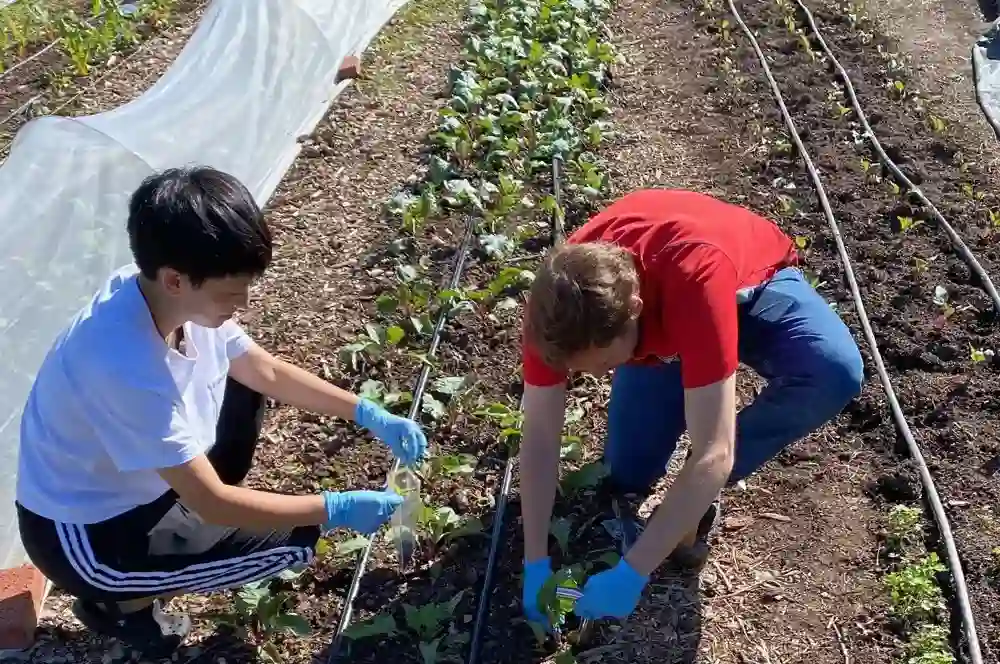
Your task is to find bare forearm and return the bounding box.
[521,432,561,561]
[250,356,358,421]
[191,486,327,531]
[624,447,732,575]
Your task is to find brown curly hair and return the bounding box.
[524,241,639,368]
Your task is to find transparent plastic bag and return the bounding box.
[387,466,421,570]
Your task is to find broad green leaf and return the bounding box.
[334,536,371,559]
[343,613,398,640]
[273,612,312,636]
[550,517,572,555]
[560,461,609,495]
[386,326,406,346]
[422,393,447,420]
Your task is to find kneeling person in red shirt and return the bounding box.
[519,189,863,623]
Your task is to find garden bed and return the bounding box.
[0,0,204,154]
[21,0,1000,662]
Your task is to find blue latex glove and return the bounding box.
[574,559,649,620]
[323,490,403,535]
[523,557,557,628]
[355,398,427,467]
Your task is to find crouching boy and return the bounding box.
[518,189,863,624]
[15,167,424,656]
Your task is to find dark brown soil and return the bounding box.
[21,0,1000,662]
[692,0,1000,659]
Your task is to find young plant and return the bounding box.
[424,373,478,424]
[359,379,413,414]
[339,323,405,371]
[550,517,573,557]
[886,505,923,552]
[884,553,947,625]
[475,400,524,453]
[210,569,311,663]
[559,461,609,496]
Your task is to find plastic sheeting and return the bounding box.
[0,0,410,569]
[973,19,1000,142]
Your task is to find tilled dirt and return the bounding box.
[0,0,206,155]
[19,0,1000,663]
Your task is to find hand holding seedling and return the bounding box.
[355,398,428,466]
[523,556,558,629]
[322,490,403,535]
[573,559,649,620]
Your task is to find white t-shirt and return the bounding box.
[16,264,253,524]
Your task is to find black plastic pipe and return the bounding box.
[793,0,1000,316]
[464,155,567,664]
[727,3,984,662]
[325,220,477,664]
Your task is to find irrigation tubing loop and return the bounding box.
[727,2,984,662]
[325,220,477,664]
[793,0,1000,316]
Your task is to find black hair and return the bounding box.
[127,166,272,286]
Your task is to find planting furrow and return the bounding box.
[323,1,622,663]
[326,220,478,664]
[698,0,998,661]
[723,5,984,662]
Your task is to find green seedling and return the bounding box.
[426,452,478,478]
[884,553,947,625]
[339,323,405,371]
[550,517,573,557]
[969,346,994,363]
[927,114,946,134]
[559,461,609,496]
[359,379,413,413]
[896,215,922,234]
[376,263,437,338]
[903,624,955,664]
[475,401,524,453]
[425,373,479,424]
[886,505,923,552]
[208,569,311,663]
[386,186,439,234]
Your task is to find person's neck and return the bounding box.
[136,274,186,343]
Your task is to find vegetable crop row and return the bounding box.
[324,1,622,663]
[697,0,989,662]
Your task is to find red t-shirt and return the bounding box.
[522,189,798,389]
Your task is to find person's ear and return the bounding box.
[159,267,185,296]
[628,293,643,319]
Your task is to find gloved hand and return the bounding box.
[323,490,403,535]
[355,399,427,467]
[574,558,649,620]
[523,557,557,628]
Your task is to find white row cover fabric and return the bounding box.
[0,0,410,569]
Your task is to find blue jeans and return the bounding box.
[604,267,864,493]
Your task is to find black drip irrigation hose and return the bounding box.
[726,2,984,662]
[464,155,566,664]
[325,220,477,664]
[794,0,1000,316]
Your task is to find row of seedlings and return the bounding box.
[695,0,996,660]
[335,0,622,662]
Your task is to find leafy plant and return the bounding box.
[339,323,405,371]
[903,624,955,664]
[559,461,609,495]
[475,401,524,452]
[209,569,311,663]
[886,505,923,551]
[550,517,573,557]
[884,553,947,624]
